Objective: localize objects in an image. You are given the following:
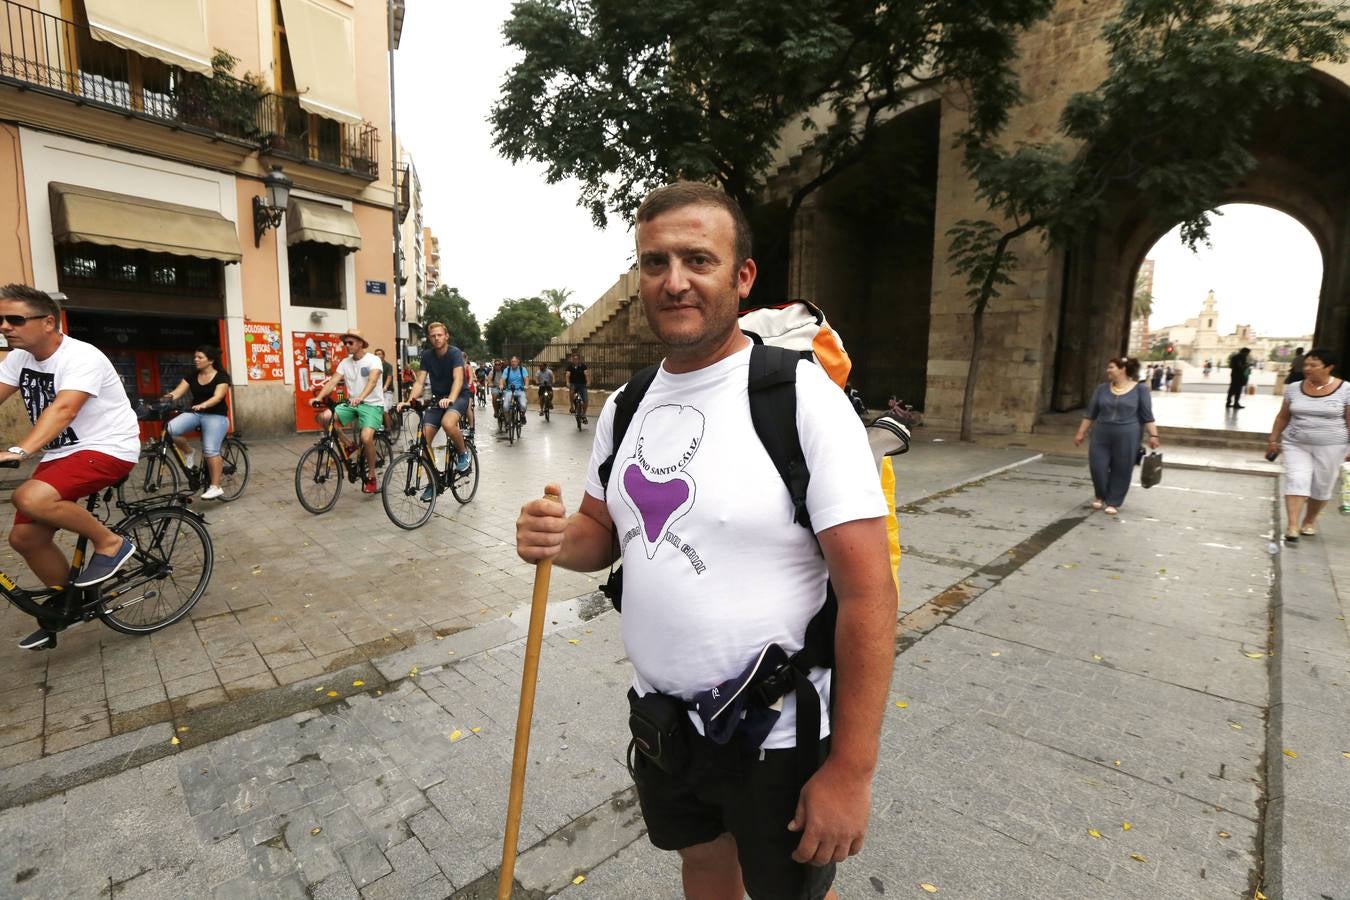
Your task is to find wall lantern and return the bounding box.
[253,165,293,247]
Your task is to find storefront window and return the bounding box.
[287,241,344,309]
[56,243,223,297]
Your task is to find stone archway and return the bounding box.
[1048,72,1350,414]
[769,100,942,409]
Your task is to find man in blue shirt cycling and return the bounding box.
[499,355,529,430]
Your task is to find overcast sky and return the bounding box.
[394,2,634,323]
[1142,205,1320,337]
[394,8,1323,338]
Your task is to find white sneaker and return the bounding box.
[183,450,196,469]
[201,485,224,500]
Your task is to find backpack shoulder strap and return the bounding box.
[598,363,661,496]
[748,344,812,531]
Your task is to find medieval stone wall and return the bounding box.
[923,0,1120,433]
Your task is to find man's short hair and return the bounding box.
[636,182,752,266]
[0,283,61,319]
[427,321,449,335]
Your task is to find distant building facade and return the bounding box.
[1150,291,1312,365]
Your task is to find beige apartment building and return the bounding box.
[0,0,407,435]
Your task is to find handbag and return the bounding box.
[1134,446,1145,466]
[1141,451,1163,488]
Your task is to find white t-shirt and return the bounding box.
[0,334,140,463]
[584,345,886,749]
[338,353,384,406]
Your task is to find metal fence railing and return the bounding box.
[258,93,379,180]
[502,342,666,390]
[0,0,378,178]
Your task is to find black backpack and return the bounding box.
[597,344,834,773]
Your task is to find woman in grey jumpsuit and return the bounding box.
[1073,356,1161,515]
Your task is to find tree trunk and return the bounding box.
[958,219,1041,442]
[960,303,986,442]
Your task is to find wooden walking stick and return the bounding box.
[498,489,560,900]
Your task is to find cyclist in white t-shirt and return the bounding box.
[515,184,896,900]
[312,329,384,493]
[0,284,141,649]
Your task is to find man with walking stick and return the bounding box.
[516,182,896,899]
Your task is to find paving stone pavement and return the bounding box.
[0,439,1340,899]
[0,421,607,765]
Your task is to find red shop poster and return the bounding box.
[292,331,348,431]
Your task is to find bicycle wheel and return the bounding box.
[295,443,343,514]
[118,447,181,506]
[375,432,394,469]
[382,451,437,529]
[515,410,523,442]
[574,398,584,431]
[216,437,251,502]
[98,507,213,634]
[450,440,479,503]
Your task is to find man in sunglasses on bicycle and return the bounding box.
[499,356,529,431]
[0,284,141,649]
[312,329,384,494]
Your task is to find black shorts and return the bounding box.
[419,394,469,430]
[630,734,834,900]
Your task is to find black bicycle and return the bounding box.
[503,393,526,445]
[294,400,394,514]
[123,402,250,505]
[0,462,213,646]
[570,388,586,431]
[538,383,553,422]
[382,399,479,529]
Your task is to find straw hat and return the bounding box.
[341,329,369,348]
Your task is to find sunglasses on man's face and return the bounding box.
[342,340,357,346]
[0,314,48,327]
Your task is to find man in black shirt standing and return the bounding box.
[564,351,589,424]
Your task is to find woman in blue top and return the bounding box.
[1074,356,1160,515]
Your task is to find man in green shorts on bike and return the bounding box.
[312,329,384,494]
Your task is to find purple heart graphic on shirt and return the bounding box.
[624,465,690,544]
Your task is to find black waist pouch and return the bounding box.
[628,688,691,776]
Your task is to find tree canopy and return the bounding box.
[420,286,484,358]
[948,0,1349,439]
[492,0,1056,227]
[484,297,564,358]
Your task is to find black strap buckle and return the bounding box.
[748,660,798,708]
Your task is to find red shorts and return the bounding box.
[14,451,136,525]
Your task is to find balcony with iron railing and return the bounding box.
[0,0,378,180]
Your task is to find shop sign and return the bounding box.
[243,320,284,381]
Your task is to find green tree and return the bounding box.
[492,0,1056,229]
[561,302,587,326]
[1132,288,1153,322]
[948,0,1348,441]
[484,297,564,358]
[420,286,484,357]
[540,287,574,321]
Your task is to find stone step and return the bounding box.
[1034,415,1266,450]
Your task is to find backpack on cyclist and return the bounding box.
[597,299,905,775]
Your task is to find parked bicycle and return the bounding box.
[0,460,213,647]
[123,400,249,505]
[381,399,479,529]
[294,399,394,514]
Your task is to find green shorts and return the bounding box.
[335,402,384,431]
